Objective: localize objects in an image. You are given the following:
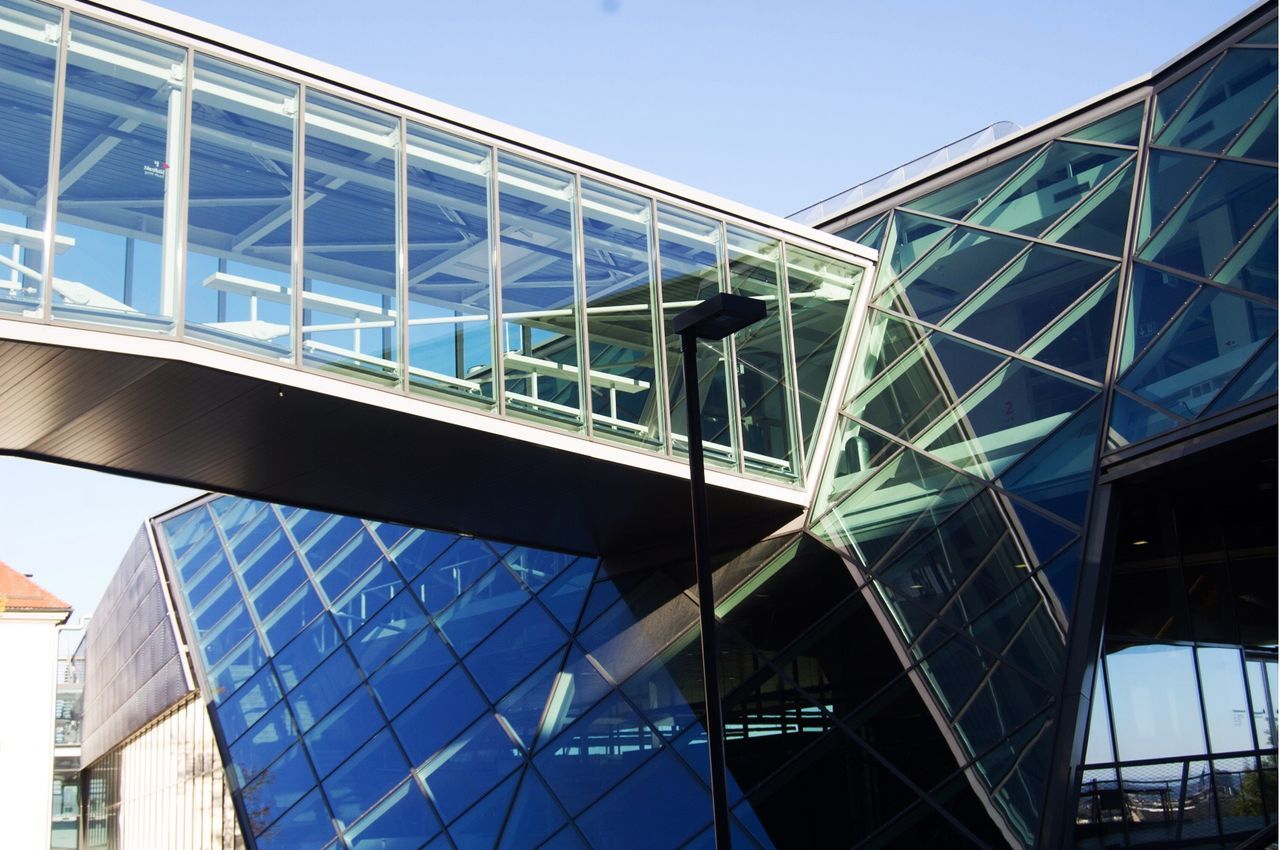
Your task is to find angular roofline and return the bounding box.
[68,0,875,262]
[805,0,1276,230]
[0,559,72,613]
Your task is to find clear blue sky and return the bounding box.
[0,0,1256,618]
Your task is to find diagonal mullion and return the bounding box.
[1036,153,1137,244]
[1190,329,1279,415]
[1206,197,1280,285]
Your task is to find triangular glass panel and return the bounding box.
[918,361,1097,480]
[947,244,1116,353]
[524,646,611,750]
[845,308,933,396]
[1244,20,1278,44]
[1120,285,1277,418]
[538,556,597,632]
[902,150,1036,221]
[878,226,1028,325]
[996,397,1104,526]
[538,827,589,850]
[1065,103,1145,147]
[918,628,1004,718]
[967,142,1130,236]
[1153,62,1216,137]
[1137,150,1214,244]
[495,649,569,752]
[1042,162,1136,257]
[1008,502,1079,565]
[816,415,897,512]
[420,716,525,824]
[1117,264,1200,373]
[872,211,953,297]
[1229,94,1277,162]
[1213,209,1277,299]
[1204,334,1278,416]
[342,777,442,850]
[1156,48,1278,155]
[1033,540,1083,621]
[820,446,987,570]
[496,770,568,850]
[502,547,578,593]
[445,768,521,847]
[836,213,888,250]
[1022,274,1118,383]
[1139,157,1276,278]
[847,323,1008,443]
[973,704,1054,790]
[435,565,528,656]
[1105,390,1182,449]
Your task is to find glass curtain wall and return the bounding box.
[0,0,870,484]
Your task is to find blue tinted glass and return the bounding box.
[369,625,457,718]
[344,778,441,848]
[254,786,336,848]
[902,151,1036,221]
[273,612,341,690]
[575,750,710,850]
[323,728,409,829]
[287,508,328,545]
[1106,391,1183,447]
[218,664,283,743]
[331,557,405,637]
[315,531,385,603]
[304,685,385,777]
[301,515,364,568]
[174,526,221,581]
[348,588,430,673]
[241,743,317,833]
[287,647,360,732]
[186,552,233,609]
[446,770,520,846]
[503,547,578,592]
[997,397,1104,526]
[192,578,241,634]
[230,508,281,564]
[201,602,255,667]
[465,601,567,701]
[207,631,269,704]
[418,715,524,822]
[1215,209,1277,298]
[436,565,527,655]
[389,529,457,580]
[230,699,297,787]
[263,582,325,651]
[412,538,506,613]
[874,212,952,291]
[1044,162,1135,258]
[881,227,1027,324]
[1157,49,1278,155]
[248,554,307,622]
[392,667,489,767]
[1205,335,1278,415]
[539,556,597,631]
[239,531,295,589]
[1022,275,1118,383]
[496,770,567,850]
[1065,103,1145,147]
[370,521,413,551]
[496,649,571,752]
[534,692,661,815]
[1118,264,1199,372]
[540,826,590,850]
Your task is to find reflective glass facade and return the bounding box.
[0,0,868,486]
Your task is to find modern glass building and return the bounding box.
[2,0,1272,846]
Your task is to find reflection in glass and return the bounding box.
[53,17,186,331]
[1106,645,1207,761]
[184,55,297,357]
[498,154,582,427]
[301,92,399,383]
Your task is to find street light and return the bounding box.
[672,292,766,850]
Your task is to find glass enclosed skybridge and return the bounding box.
[0,0,874,554]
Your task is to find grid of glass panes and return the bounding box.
[809,12,1276,847]
[0,0,868,484]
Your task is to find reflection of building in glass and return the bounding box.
[0,0,1265,845]
[0,561,72,849]
[52,617,88,849]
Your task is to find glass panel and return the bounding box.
[53,17,186,331]
[1022,273,1118,383]
[229,699,297,787]
[323,727,409,829]
[837,213,888,251]
[254,786,336,849]
[218,664,282,743]
[262,580,325,651]
[241,743,317,838]
[901,150,1035,221]
[464,599,566,701]
[1204,334,1277,415]
[1197,648,1254,753]
[658,204,734,465]
[871,211,952,296]
[405,122,495,404]
[0,0,59,318]
[918,360,1097,480]
[184,55,297,358]
[1119,284,1276,419]
[392,666,489,767]
[966,142,1129,237]
[1153,62,1215,136]
[343,778,440,849]
[996,397,1103,526]
[1246,659,1276,750]
[784,245,862,462]
[410,537,505,614]
[1106,645,1207,761]
[879,225,1027,325]
[1139,156,1276,279]
[1229,95,1277,162]
[303,684,384,777]
[1156,49,1278,155]
[1117,264,1200,373]
[368,621,456,718]
[301,91,399,383]
[417,715,524,823]
[575,750,710,850]
[503,546,578,593]
[330,556,403,636]
[346,587,429,673]
[580,179,661,446]
[1213,209,1277,298]
[727,226,796,477]
[495,770,567,850]
[498,153,582,426]
[1065,103,1145,147]
[1042,162,1136,258]
[286,645,358,731]
[946,244,1115,354]
[272,611,341,690]
[434,563,526,655]
[1083,664,1114,764]
[445,770,519,844]
[207,630,269,703]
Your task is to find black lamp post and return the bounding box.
[671,292,766,850]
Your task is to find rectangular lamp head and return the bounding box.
[672,293,767,340]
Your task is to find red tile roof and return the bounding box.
[0,560,71,613]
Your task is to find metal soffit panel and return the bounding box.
[0,333,801,558]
